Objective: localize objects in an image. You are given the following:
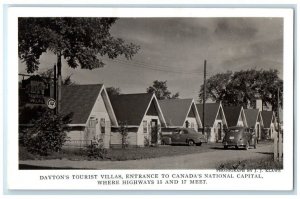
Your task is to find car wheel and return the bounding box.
[224,146,228,150]
[188,140,195,146]
[197,142,202,146]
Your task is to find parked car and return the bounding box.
[222,127,257,150]
[161,128,206,146]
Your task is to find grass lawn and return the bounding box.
[217,155,283,170]
[106,145,213,161]
[20,144,216,161]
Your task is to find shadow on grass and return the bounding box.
[19,164,85,170]
[210,146,246,150]
[256,152,273,155]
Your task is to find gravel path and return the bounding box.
[19,144,273,170]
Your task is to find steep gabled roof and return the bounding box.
[196,103,221,127]
[223,106,243,127]
[61,84,103,125]
[159,99,194,127]
[244,109,259,128]
[110,93,156,126]
[261,111,275,128]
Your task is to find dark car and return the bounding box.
[161,128,206,146]
[222,127,257,150]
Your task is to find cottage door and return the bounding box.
[104,120,111,148]
[217,122,222,141]
[151,119,158,144]
[256,123,260,140]
[86,117,97,145]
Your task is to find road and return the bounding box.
[19,143,273,169]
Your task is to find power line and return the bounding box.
[103,58,209,75]
[107,58,203,74]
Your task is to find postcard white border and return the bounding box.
[5,7,294,191]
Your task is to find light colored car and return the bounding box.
[161,128,206,146]
[222,127,257,150]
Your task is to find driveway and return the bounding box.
[19,144,273,170]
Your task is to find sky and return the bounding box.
[19,17,283,100]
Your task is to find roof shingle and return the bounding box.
[196,103,220,127]
[110,93,154,126]
[261,111,274,128]
[223,106,243,127]
[159,99,193,126]
[61,84,103,124]
[244,109,259,128]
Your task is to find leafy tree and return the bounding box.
[20,107,73,156]
[62,75,76,86]
[147,80,179,100]
[19,17,140,112]
[199,69,283,114]
[39,68,55,86]
[39,68,76,86]
[106,86,121,98]
[199,71,232,103]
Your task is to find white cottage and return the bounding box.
[196,103,228,143]
[244,109,263,140]
[159,99,202,133]
[109,93,166,147]
[61,84,118,149]
[261,111,277,139]
[223,106,248,128]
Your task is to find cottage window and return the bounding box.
[88,117,97,128]
[185,120,190,128]
[143,121,148,133]
[191,122,194,128]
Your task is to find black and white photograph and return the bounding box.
[3,5,295,192]
[18,16,284,170]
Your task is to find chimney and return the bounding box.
[256,99,263,111]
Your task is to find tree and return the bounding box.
[147,80,179,100]
[62,75,76,86]
[39,68,76,86]
[20,107,73,156]
[199,69,283,114]
[106,86,121,98]
[199,71,232,103]
[19,18,140,112]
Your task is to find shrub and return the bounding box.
[20,108,72,156]
[261,129,271,140]
[144,137,150,147]
[86,140,107,160]
[217,156,283,170]
[19,146,36,160]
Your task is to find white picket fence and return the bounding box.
[274,131,283,161]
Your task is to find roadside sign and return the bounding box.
[47,98,56,109]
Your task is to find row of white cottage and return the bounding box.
[61,84,278,148]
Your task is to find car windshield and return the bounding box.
[229,129,241,133]
[226,129,243,136]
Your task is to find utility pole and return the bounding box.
[277,87,281,160]
[57,53,62,114]
[53,64,57,114]
[202,60,207,135]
